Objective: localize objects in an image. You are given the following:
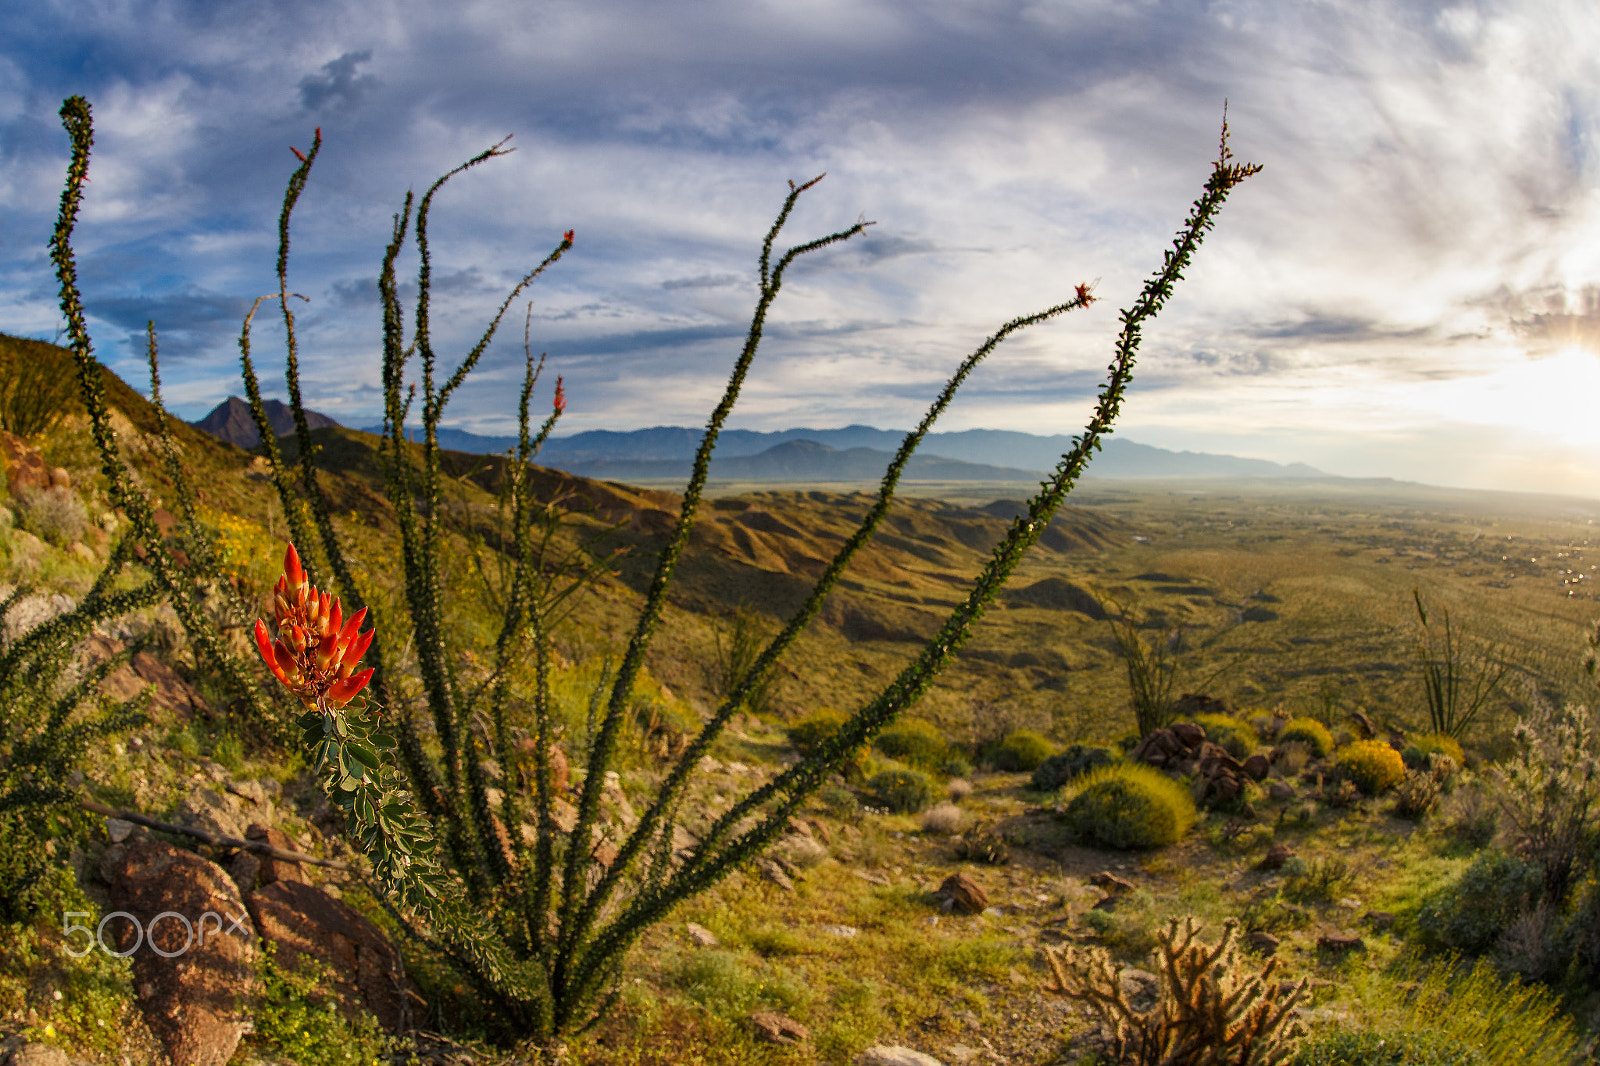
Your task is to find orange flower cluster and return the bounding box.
[254,543,375,708]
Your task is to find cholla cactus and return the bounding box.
[1044,916,1308,1066]
[253,542,374,709]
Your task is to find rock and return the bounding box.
[1364,910,1396,930]
[1349,710,1378,739]
[223,779,269,808]
[684,922,719,948]
[853,869,892,887]
[105,817,135,844]
[749,1010,810,1046]
[1194,743,1247,806]
[1242,754,1270,781]
[1169,721,1207,749]
[173,787,246,842]
[1317,934,1365,953]
[81,635,211,719]
[820,924,859,938]
[857,1047,946,1066]
[1130,728,1187,769]
[1267,781,1296,802]
[0,431,52,496]
[228,851,262,894]
[4,1043,79,1066]
[246,879,410,1031]
[1091,895,1122,912]
[1244,931,1281,955]
[1260,843,1293,870]
[102,840,258,1066]
[1088,871,1135,895]
[518,739,569,794]
[244,824,311,886]
[937,872,989,915]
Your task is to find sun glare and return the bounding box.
[1419,345,1600,448]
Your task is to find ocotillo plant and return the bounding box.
[1413,587,1506,739]
[51,94,1259,1043]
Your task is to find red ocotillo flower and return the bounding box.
[254,543,375,708]
[563,229,574,244]
[553,375,566,414]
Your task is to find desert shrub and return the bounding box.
[787,707,849,757]
[1062,763,1197,850]
[1406,733,1465,767]
[1294,1029,1485,1066]
[1031,744,1115,792]
[1278,718,1333,758]
[1437,781,1499,848]
[13,485,86,547]
[1271,739,1311,775]
[867,767,934,814]
[987,728,1056,772]
[1393,770,1441,819]
[939,753,974,779]
[1490,698,1600,904]
[1045,917,1308,1064]
[818,784,859,819]
[1195,712,1258,758]
[1414,849,1543,955]
[921,802,963,834]
[875,718,951,771]
[1282,856,1353,904]
[1337,740,1405,795]
[947,778,973,803]
[0,334,82,438]
[951,823,1010,864]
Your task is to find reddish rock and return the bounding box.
[1169,721,1207,749]
[1318,934,1365,952]
[1131,729,1187,769]
[103,841,258,1066]
[749,1010,810,1045]
[1260,843,1293,870]
[938,872,989,915]
[0,431,51,496]
[1244,931,1281,955]
[246,879,410,1032]
[517,738,570,794]
[1088,872,1136,895]
[80,634,210,720]
[1172,693,1233,719]
[1242,754,1270,781]
[244,824,311,886]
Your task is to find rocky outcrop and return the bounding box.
[936,872,989,915]
[101,841,258,1066]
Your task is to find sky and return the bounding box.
[2,0,1599,496]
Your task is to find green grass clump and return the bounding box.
[866,767,935,813]
[874,719,952,772]
[1294,1028,1485,1066]
[1061,762,1196,849]
[249,944,397,1066]
[1030,744,1114,792]
[1337,739,1406,794]
[1279,717,1334,758]
[1414,850,1542,955]
[787,708,849,757]
[1193,712,1258,759]
[986,728,1056,772]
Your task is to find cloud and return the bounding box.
[299,50,379,112]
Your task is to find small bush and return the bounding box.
[1414,849,1543,955]
[817,784,859,819]
[1294,1029,1485,1066]
[1407,732,1465,767]
[947,778,973,803]
[1278,717,1333,758]
[987,728,1056,772]
[1031,744,1114,792]
[787,708,848,756]
[1337,739,1405,795]
[1282,856,1353,904]
[1194,713,1258,759]
[952,824,1011,864]
[251,944,398,1066]
[13,485,86,547]
[866,767,934,813]
[1062,763,1196,850]
[1394,770,1441,819]
[875,718,951,771]
[921,802,963,834]
[939,754,974,779]
[1271,739,1311,774]
[1437,782,1499,848]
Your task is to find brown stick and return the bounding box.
[79,797,355,872]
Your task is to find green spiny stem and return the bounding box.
[576,286,1097,940]
[558,177,870,962]
[51,96,278,735]
[572,137,1260,1003]
[239,294,318,554]
[145,323,206,555]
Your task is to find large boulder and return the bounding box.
[102,841,258,1066]
[936,872,989,915]
[1130,728,1188,770]
[246,879,410,1032]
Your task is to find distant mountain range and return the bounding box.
[191,398,1325,481]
